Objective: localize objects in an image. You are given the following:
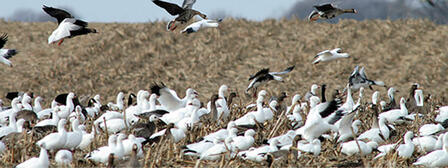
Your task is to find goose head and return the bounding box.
[372,91,379,105]
[149,115,159,122]
[218,85,228,98]
[291,94,301,104]
[227,121,236,129]
[404,131,414,144]
[387,88,398,100]
[258,90,267,98]
[311,84,319,94]
[117,92,124,102]
[379,101,386,111]
[186,88,199,99]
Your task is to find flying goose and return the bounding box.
[348,66,386,91]
[246,65,295,96]
[312,48,349,64]
[152,0,207,31]
[43,5,97,46]
[181,19,222,34]
[308,3,357,22]
[0,34,17,67]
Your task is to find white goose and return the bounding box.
[419,123,444,136]
[413,133,448,167]
[203,121,236,142]
[413,133,444,153]
[357,117,389,143]
[122,134,145,157]
[341,140,378,156]
[312,48,349,64]
[36,119,67,151]
[150,83,198,112]
[86,135,117,163]
[16,145,49,168]
[297,139,321,156]
[63,118,83,150]
[160,98,200,124]
[36,100,58,119]
[378,97,408,124]
[239,139,279,162]
[35,107,60,127]
[268,130,297,147]
[57,92,75,119]
[108,92,125,111]
[435,106,448,123]
[0,97,21,124]
[374,131,414,159]
[77,125,95,150]
[0,112,18,138]
[304,84,319,101]
[20,94,33,111]
[55,150,73,166]
[199,137,233,161]
[230,129,256,151]
[33,96,43,113]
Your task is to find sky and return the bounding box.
[0,0,298,22]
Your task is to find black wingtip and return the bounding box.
[286,65,295,72]
[150,82,166,96]
[6,92,19,100]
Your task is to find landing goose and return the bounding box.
[151,0,207,31]
[0,33,17,67]
[312,48,349,64]
[308,3,357,21]
[181,19,222,34]
[348,66,386,91]
[246,65,295,95]
[150,83,198,112]
[43,5,97,45]
[16,144,49,168]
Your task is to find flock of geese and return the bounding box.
[0,0,445,168]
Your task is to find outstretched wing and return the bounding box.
[249,68,269,81]
[314,4,335,12]
[182,0,196,9]
[270,65,295,75]
[42,5,73,24]
[152,0,185,16]
[0,33,7,49]
[359,66,368,79]
[315,49,330,58]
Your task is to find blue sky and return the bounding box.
[0,0,298,22]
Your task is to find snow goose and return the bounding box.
[16,144,49,168]
[114,133,126,160]
[230,129,256,151]
[55,150,73,166]
[239,139,280,162]
[413,133,444,153]
[0,118,25,139]
[357,117,389,143]
[374,131,414,159]
[181,19,222,34]
[0,112,18,138]
[341,140,378,156]
[0,97,21,124]
[413,133,448,167]
[308,3,357,21]
[216,85,230,119]
[122,134,145,157]
[419,123,444,136]
[378,97,408,124]
[436,106,448,123]
[286,94,301,113]
[160,98,200,124]
[148,123,186,143]
[0,33,17,67]
[312,48,349,64]
[85,134,117,163]
[77,125,95,150]
[199,137,233,161]
[202,121,236,142]
[287,99,304,129]
[98,118,128,134]
[36,100,58,120]
[183,139,217,157]
[245,66,295,95]
[57,92,75,119]
[36,119,67,152]
[20,94,33,111]
[35,107,60,127]
[108,92,125,111]
[151,0,207,31]
[268,130,296,147]
[296,139,321,156]
[43,5,97,45]
[63,118,83,150]
[150,83,198,112]
[336,110,361,143]
[348,66,386,91]
[305,84,319,101]
[33,96,43,113]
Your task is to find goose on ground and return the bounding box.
[341,140,378,156]
[33,96,43,113]
[308,3,357,21]
[181,19,222,34]
[16,144,49,168]
[413,133,448,167]
[122,134,145,157]
[336,111,362,143]
[55,149,73,166]
[348,66,386,91]
[378,97,408,124]
[419,123,444,136]
[150,83,198,112]
[383,87,399,111]
[36,119,67,151]
[436,106,448,123]
[357,117,389,143]
[0,97,21,124]
[312,48,349,64]
[77,125,95,150]
[35,107,60,127]
[0,112,18,138]
[183,139,219,157]
[374,131,415,159]
[202,121,236,142]
[230,129,256,151]
[296,139,321,156]
[108,92,125,111]
[268,130,296,147]
[57,92,75,119]
[85,134,117,163]
[304,84,319,101]
[245,66,295,95]
[43,5,97,45]
[63,118,83,150]
[287,97,304,129]
[0,33,17,67]
[413,133,444,153]
[239,139,280,162]
[160,98,200,124]
[151,0,207,31]
[36,100,58,120]
[199,137,233,161]
[148,123,186,143]
[406,83,420,110]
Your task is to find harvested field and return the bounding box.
[0,18,447,167]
